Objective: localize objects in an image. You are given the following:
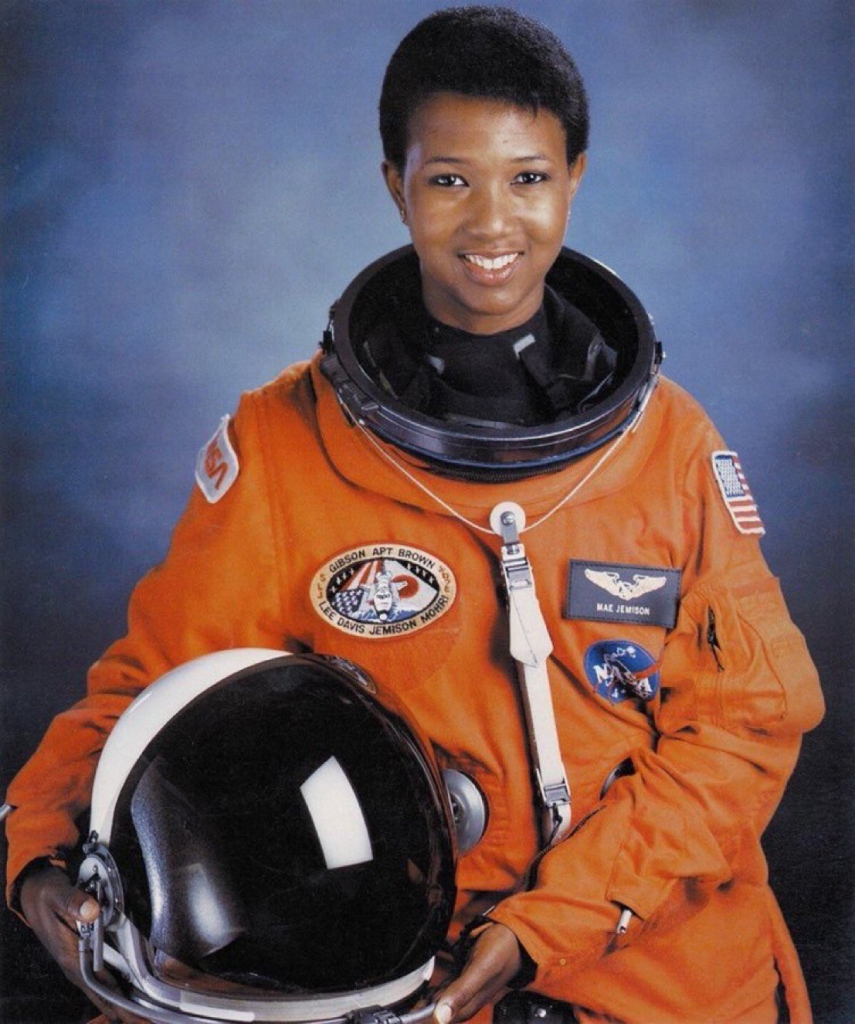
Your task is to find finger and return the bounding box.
[90,984,151,1024]
[18,868,143,1022]
[78,963,151,1024]
[436,974,508,1024]
[53,878,101,925]
[75,943,151,1024]
[22,876,85,967]
[434,1004,453,1024]
[434,924,522,1023]
[24,865,101,929]
[53,956,125,1023]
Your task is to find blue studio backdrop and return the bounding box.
[1,2,852,1021]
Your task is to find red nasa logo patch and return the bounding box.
[195,415,239,503]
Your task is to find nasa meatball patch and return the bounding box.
[584,640,660,704]
[310,544,456,638]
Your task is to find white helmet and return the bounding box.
[76,649,458,1024]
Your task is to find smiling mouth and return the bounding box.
[462,252,521,271]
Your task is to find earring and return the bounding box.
[400,207,407,224]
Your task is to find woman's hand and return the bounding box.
[433,923,523,1023]
[19,862,149,1024]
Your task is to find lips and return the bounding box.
[460,251,522,285]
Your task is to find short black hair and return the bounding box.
[379,6,589,169]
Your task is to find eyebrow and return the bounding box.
[425,153,552,165]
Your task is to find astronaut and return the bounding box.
[332,565,408,623]
[4,7,823,1024]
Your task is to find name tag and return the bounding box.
[565,560,681,629]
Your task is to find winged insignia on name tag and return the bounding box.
[565,561,681,629]
[583,569,667,601]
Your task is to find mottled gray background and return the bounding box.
[1,1,852,1021]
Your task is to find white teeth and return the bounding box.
[464,253,519,270]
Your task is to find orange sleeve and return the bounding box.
[4,391,288,906]
[490,428,824,997]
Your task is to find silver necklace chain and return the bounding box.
[353,416,634,536]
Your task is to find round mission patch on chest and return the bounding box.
[310,544,457,638]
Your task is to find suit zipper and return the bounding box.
[707,606,724,671]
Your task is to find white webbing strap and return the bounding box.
[493,504,571,846]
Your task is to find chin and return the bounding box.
[460,290,539,323]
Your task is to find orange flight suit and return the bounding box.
[5,354,824,1023]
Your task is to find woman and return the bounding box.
[6,8,823,1023]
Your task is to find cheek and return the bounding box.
[408,195,455,243]
[529,196,571,241]
[407,212,460,272]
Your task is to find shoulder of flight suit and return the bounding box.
[3,366,319,908]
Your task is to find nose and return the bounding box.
[466,182,514,239]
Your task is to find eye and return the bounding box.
[513,171,549,185]
[429,173,467,188]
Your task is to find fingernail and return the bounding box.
[434,1001,453,1024]
[79,898,100,921]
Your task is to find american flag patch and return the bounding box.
[711,450,765,536]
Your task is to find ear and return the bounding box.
[382,159,405,214]
[567,152,587,202]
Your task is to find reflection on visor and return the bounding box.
[300,756,373,869]
[108,657,456,994]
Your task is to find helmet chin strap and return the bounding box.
[490,503,571,846]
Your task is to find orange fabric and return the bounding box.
[6,355,824,1022]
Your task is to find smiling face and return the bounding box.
[383,92,586,335]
